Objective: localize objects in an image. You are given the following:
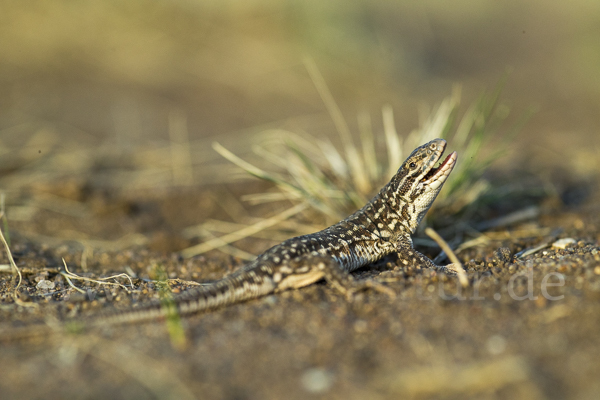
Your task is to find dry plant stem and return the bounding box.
[60,258,135,293]
[62,263,87,294]
[0,229,21,291]
[1,194,11,245]
[425,227,469,287]
[168,109,194,186]
[180,202,308,258]
[0,212,21,290]
[186,218,317,242]
[241,191,301,204]
[212,142,292,187]
[0,212,36,307]
[81,246,93,272]
[195,228,256,260]
[303,57,370,194]
[357,110,378,182]
[382,105,402,179]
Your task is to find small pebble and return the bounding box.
[36,280,55,290]
[300,368,334,393]
[552,238,576,250]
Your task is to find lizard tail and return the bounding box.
[86,268,276,327]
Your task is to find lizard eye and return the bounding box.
[409,162,416,169]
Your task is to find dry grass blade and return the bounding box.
[0,211,29,305]
[30,192,90,218]
[303,57,370,194]
[317,139,349,180]
[192,228,256,261]
[357,110,379,182]
[212,141,306,196]
[168,109,194,186]
[60,258,135,293]
[382,105,402,180]
[184,218,316,242]
[240,191,302,205]
[425,227,468,287]
[180,202,308,258]
[0,199,35,307]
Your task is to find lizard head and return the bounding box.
[385,138,457,231]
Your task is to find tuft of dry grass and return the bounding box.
[213,74,529,228]
[200,69,532,259]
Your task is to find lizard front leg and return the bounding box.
[396,241,459,275]
[273,254,396,300]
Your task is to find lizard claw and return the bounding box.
[440,263,462,275]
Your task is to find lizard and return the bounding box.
[1,138,457,334]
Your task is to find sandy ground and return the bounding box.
[0,183,599,400]
[1,2,600,399]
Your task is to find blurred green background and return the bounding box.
[1,0,599,182]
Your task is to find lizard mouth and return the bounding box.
[421,150,457,184]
